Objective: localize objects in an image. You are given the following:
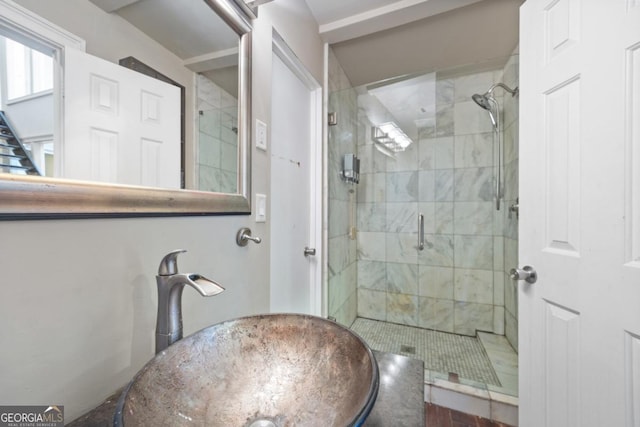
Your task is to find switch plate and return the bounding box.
[256,119,267,151]
[255,193,267,222]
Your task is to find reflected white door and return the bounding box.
[63,48,180,188]
[270,50,321,315]
[519,1,640,426]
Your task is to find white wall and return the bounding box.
[0,0,325,422]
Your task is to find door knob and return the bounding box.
[304,247,316,257]
[510,265,537,284]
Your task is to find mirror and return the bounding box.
[0,0,253,218]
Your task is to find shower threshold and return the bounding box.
[350,318,519,424]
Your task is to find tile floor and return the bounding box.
[350,317,518,396]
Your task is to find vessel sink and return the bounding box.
[114,314,379,426]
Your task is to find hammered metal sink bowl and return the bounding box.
[114,314,379,426]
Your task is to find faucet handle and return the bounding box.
[158,249,187,275]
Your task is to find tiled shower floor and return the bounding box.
[350,318,518,396]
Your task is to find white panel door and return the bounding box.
[519,1,640,426]
[270,52,320,315]
[63,48,180,188]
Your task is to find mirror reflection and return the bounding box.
[1,0,240,194]
[197,68,239,194]
[0,36,53,177]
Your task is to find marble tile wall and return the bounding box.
[196,74,238,193]
[355,63,519,339]
[327,48,359,326]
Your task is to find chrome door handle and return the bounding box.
[509,197,519,219]
[510,265,537,284]
[304,247,316,257]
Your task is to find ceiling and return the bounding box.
[304,0,522,87]
[304,0,484,44]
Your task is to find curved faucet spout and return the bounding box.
[187,273,225,296]
[155,250,225,353]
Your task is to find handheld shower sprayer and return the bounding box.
[472,82,518,129]
[472,93,498,127]
[471,82,518,212]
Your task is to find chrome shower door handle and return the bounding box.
[509,198,519,219]
[495,135,501,211]
[418,213,425,251]
[510,265,537,284]
[304,247,316,257]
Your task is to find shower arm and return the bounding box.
[486,82,519,97]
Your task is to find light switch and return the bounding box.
[256,119,267,151]
[255,193,267,222]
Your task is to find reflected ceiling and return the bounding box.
[89,0,240,96]
[89,0,237,57]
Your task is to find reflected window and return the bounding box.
[1,35,54,177]
[4,37,53,101]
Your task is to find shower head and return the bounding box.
[472,82,519,110]
[472,82,518,129]
[472,93,498,127]
[472,93,492,111]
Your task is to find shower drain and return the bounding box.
[400,345,416,354]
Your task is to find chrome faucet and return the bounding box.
[155,249,224,354]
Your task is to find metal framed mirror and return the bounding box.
[0,0,253,219]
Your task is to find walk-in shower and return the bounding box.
[472,83,518,210]
[327,50,520,397]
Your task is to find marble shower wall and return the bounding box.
[327,48,359,326]
[356,63,519,339]
[197,74,238,193]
